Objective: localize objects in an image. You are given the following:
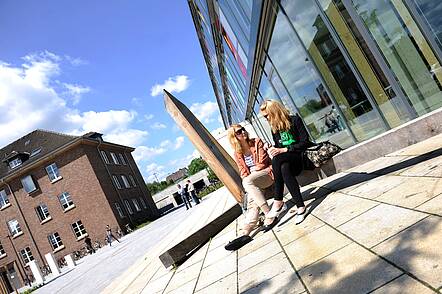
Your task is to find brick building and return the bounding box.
[165,168,188,183]
[0,130,159,291]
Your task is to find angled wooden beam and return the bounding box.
[163,90,244,203]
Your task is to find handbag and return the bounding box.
[304,141,342,168]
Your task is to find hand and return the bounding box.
[268,147,287,157]
[263,142,271,151]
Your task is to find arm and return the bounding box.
[286,115,312,152]
[234,152,250,178]
[254,139,270,170]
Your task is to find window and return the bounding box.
[101,151,110,164]
[110,152,119,164]
[9,158,22,169]
[128,175,137,187]
[48,232,64,251]
[112,175,122,189]
[0,242,5,256]
[124,200,133,215]
[132,199,141,212]
[118,153,127,165]
[115,203,124,218]
[139,197,147,209]
[36,204,50,222]
[71,220,87,238]
[30,148,42,157]
[8,219,22,236]
[45,163,61,182]
[59,192,74,210]
[0,189,10,209]
[21,175,37,193]
[121,175,130,188]
[20,247,34,264]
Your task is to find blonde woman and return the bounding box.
[228,124,275,235]
[260,100,314,224]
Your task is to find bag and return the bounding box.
[304,141,342,168]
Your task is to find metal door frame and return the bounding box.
[341,0,419,119]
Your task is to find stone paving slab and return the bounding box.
[102,134,442,294]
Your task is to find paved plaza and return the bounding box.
[37,134,442,293]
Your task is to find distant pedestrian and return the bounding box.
[178,184,192,209]
[84,236,95,254]
[106,225,121,246]
[186,180,200,204]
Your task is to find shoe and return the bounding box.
[294,208,306,225]
[266,202,287,219]
[262,216,278,232]
[225,235,252,251]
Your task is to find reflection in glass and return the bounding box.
[412,0,442,51]
[266,5,354,147]
[352,0,442,115]
[319,0,415,127]
[281,0,386,142]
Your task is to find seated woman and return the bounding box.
[228,124,274,235]
[260,100,315,224]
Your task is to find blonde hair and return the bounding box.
[260,100,291,132]
[227,124,249,154]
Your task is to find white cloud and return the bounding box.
[103,129,149,147]
[63,83,90,105]
[131,97,142,107]
[160,140,171,148]
[64,55,88,66]
[145,163,167,183]
[174,136,185,150]
[151,122,167,130]
[150,75,190,97]
[144,114,154,121]
[189,101,219,123]
[0,51,148,150]
[133,146,167,162]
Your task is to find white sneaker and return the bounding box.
[266,202,287,218]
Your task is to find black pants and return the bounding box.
[272,152,305,208]
[181,194,192,209]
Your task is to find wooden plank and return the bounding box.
[159,204,242,268]
[163,90,244,203]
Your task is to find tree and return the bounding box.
[187,157,208,175]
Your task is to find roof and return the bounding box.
[0,130,79,180]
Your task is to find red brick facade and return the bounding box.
[0,132,158,289]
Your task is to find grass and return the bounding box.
[197,182,224,198]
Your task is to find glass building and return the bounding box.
[188,0,442,149]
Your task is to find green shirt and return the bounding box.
[279,131,296,146]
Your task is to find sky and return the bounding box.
[0,0,224,182]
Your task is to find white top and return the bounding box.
[244,154,256,172]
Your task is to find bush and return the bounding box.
[197,182,224,198]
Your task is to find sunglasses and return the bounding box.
[235,128,245,135]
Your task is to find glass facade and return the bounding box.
[189,0,442,148]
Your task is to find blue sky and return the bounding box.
[0,0,224,182]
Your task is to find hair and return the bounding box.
[227,124,250,154]
[260,100,291,132]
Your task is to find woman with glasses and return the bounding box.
[227,124,275,235]
[260,100,314,224]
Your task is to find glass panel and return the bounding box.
[411,0,442,51]
[281,0,387,142]
[266,4,354,147]
[319,0,415,127]
[352,0,442,115]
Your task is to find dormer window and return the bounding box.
[9,158,22,169]
[30,148,42,157]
